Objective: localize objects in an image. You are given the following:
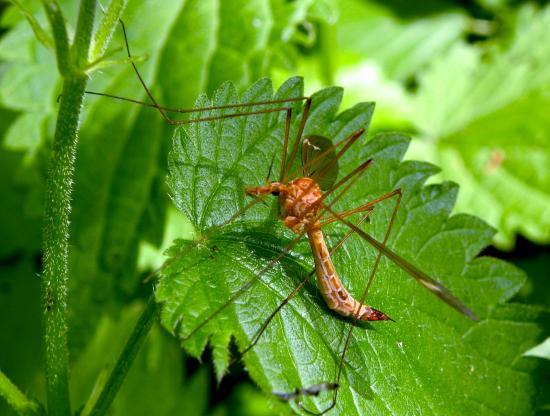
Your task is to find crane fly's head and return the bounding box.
[245,178,322,202]
[244,182,284,198]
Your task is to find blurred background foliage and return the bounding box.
[0,0,548,414]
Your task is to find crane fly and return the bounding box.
[87,20,478,415]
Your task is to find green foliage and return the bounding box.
[1,0,549,415]
[0,1,338,414]
[410,5,550,249]
[0,0,337,354]
[160,78,546,414]
[281,0,550,249]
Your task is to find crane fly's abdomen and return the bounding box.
[307,228,389,322]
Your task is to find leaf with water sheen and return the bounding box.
[159,77,547,414]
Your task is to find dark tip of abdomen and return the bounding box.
[360,307,393,322]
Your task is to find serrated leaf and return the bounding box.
[409,4,550,248]
[158,78,546,414]
[0,0,338,353]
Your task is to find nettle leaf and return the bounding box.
[1,0,334,351]
[158,77,546,414]
[410,4,550,248]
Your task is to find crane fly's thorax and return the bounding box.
[244,178,323,233]
[279,177,323,232]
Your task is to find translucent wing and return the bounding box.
[337,215,478,320]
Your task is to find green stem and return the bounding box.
[42,75,87,416]
[41,0,71,75]
[87,296,160,416]
[40,1,97,414]
[71,0,98,69]
[0,371,43,416]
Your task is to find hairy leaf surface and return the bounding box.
[0,0,333,352]
[159,78,546,414]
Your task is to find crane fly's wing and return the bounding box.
[340,218,478,321]
[301,135,339,190]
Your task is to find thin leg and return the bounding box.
[85,22,312,126]
[118,20,170,124]
[271,210,374,413]
[321,158,374,206]
[319,188,401,227]
[281,98,312,182]
[180,231,308,342]
[232,210,374,365]
[298,189,402,415]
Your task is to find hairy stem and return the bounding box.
[41,76,86,415]
[40,1,97,414]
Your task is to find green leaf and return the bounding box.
[336,0,468,81]
[69,302,209,416]
[275,0,469,133]
[525,337,550,361]
[409,4,550,248]
[8,0,53,50]
[158,78,546,414]
[0,0,335,352]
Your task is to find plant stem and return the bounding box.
[72,0,98,69]
[41,75,87,416]
[40,1,97,414]
[87,296,160,416]
[41,0,71,75]
[0,371,42,416]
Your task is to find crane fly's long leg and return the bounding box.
[322,158,374,208]
[180,232,308,342]
[325,205,478,320]
[85,90,310,125]
[232,210,374,366]
[281,98,312,182]
[86,90,309,115]
[86,22,311,126]
[304,190,478,414]
[295,190,403,416]
[117,20,169,123]
[234,270,315,361]
[318,188,401,227]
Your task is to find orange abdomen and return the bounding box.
[307,228,389,322]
